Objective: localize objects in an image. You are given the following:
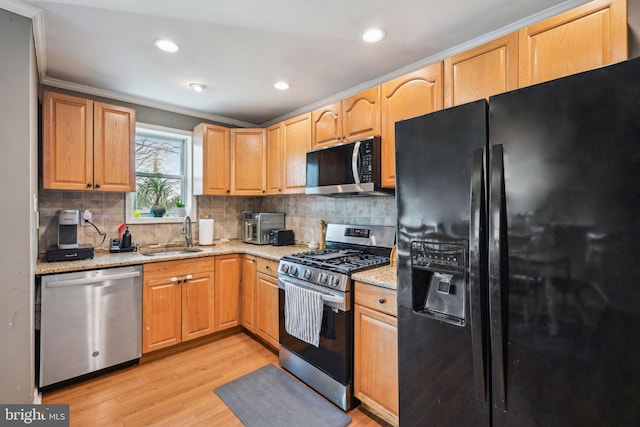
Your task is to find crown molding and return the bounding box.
[259,0,589,127]
[41,76,259,128]
[4,0,589,128]
[0,0,47,81]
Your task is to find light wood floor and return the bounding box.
[43,331,386,426]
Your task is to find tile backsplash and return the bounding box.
[38,190,396,253]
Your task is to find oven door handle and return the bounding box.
[278,279,345,304]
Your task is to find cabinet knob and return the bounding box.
[185,274,193,281]
[378,298,386,304]
[86,183,92,188]
[95,183,101,189]
[278,188,282,192]
[262,189,266,194]
[226,189,231,193]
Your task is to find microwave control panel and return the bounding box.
[360,140,374,183]
[411,241,465,275]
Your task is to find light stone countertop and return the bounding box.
[36,241,306,276]
[351,265,397,290]
[36,240,398,290]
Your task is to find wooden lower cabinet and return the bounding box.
[214,254,241,331]
[241,254,257,332]
[255,257,280,349]
[256,273,279,349]
[354,281,398,426]
[143,257,215,353]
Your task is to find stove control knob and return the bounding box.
[318,273,328,284]
[303,269,313,280]
[280,264,289,274]
[289,265,298,276]
[329,276,340,287]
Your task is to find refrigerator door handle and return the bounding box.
[469,147,487,402]
[489,144,507,410]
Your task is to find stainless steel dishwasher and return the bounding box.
[39,265,142,388]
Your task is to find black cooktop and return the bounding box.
[282,249,390,274]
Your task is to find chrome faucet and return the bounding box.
[182,216,193,247]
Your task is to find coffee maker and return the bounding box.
[47,210,94,262]
[57,210,79,249]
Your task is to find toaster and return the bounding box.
[269,229,295,246]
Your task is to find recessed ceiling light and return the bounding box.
[362,28,385,43]
[154,39,179,53]
[189,83,206,92]
[274,81,290,90]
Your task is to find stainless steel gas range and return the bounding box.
[278,223,395,410]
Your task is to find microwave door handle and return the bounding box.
[352,140,362,184]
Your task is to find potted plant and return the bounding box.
[175,198,186,217]
[136,175,175,217]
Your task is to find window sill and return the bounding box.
[125,216,192,225]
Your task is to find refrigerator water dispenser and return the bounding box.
[410,241,466,326]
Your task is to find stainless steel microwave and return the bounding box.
[305,136,393,196]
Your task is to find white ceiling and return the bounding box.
[7,0,587,126]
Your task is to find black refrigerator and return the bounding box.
[395,57,640,426]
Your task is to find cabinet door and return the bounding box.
[256,272,279,349]
[214,254,241,331]
[143,276,182,353]
[342,86,381,142]
[241,255,257,332]
[230,129,266,195]
[444,33,518,108]
[381,63,443,188]
[266,123,283,194]
[311,102,342,148]
[181,270,215,341]
[196,124,231,195]
[42,91,94,191]
[282,113,311,194]
[93,102,136,192]
[519,0,627,87]
[354,303,399,425]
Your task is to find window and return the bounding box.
[125,123,195,224]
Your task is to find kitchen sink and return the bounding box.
[140,248,204,257]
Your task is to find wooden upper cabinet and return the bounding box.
[282,113,311,194]
[266,123,283,195]
[93,102,136,192]
[43,91,135,192]
[311,87,381,148]
[381,63,443,188]
[194,123,231,195]
[519,0,627,87]
[342,86,381,142]
[444,33,518,108]
[230,128,266,195]
[311,102,342,147]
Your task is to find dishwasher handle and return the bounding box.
[45,271,141,288]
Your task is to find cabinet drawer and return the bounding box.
[257,257,279,277]
[144,257,214,280]
[355,281,397,317]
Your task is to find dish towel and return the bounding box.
[284,282,324,347]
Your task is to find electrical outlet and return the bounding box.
[81,209,92,226]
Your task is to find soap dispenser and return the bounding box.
[121,227,132,249]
